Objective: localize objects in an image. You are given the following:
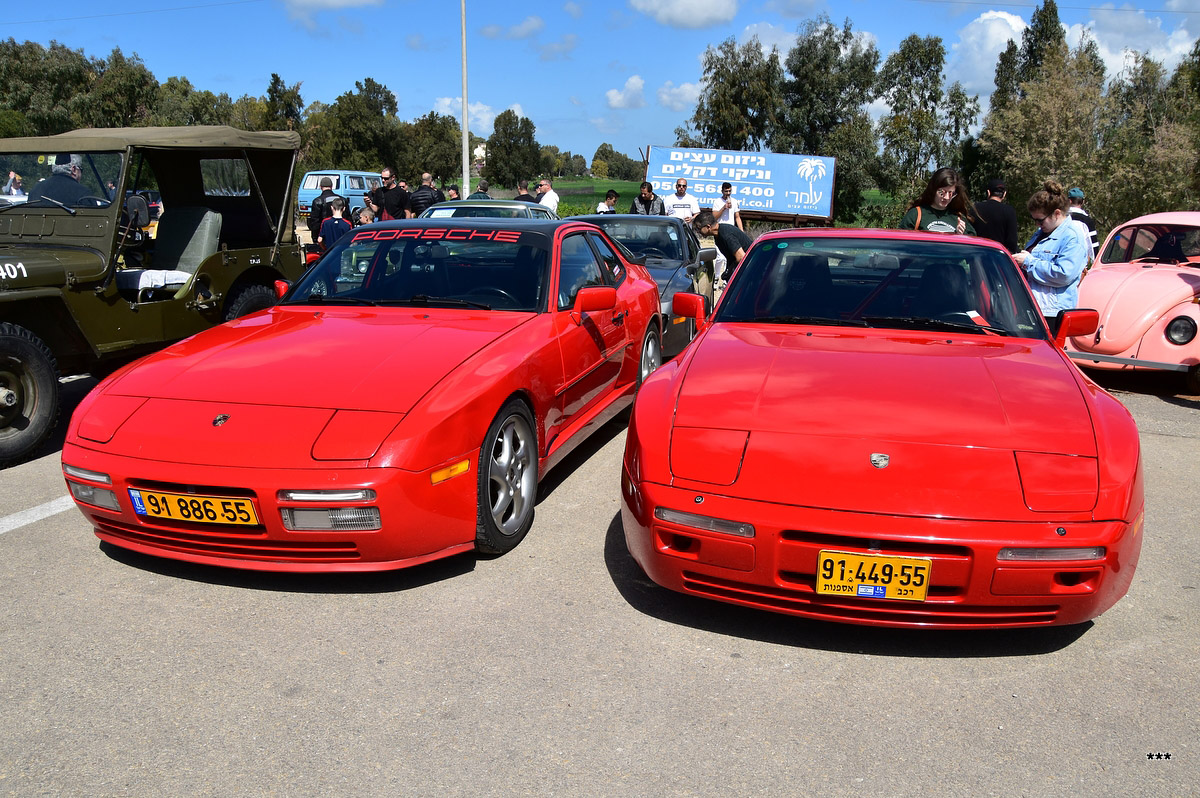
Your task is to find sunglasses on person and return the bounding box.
[935,188,956,198]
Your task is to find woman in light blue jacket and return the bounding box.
[1013,180,1088,323]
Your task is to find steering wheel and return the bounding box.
[467,286,519,305]
[640,247,669,258]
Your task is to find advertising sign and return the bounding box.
[645,146,835,221]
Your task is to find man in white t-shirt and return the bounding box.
[712,182,743,230]
[536,179,560,214]
[595,189,619,213]
[665,178,700,221]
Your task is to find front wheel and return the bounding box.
[223,284,276,321]
[637,324,662,387]
[0,323,59,466]
[475,399,538,555]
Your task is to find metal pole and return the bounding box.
[461,0,470,195]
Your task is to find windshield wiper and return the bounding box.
[400,294,492,310]
[746,314,869,327]
[863,315,1007,335]
[285,294,377,306]
[21,196,77,215]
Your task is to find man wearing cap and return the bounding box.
[27,154,90,207]
[972,178,1018,253]
[1068,188,1099,260]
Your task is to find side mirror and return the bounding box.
[1055,308,1099,349]
[274,280,290,299]
[573,285,617,316]
[673,292,711,332]
[697,246,717,264]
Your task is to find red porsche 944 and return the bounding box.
[622,229,1144,629]
[63,219,661,571]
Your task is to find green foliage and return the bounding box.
[409,111,462,183]
[591,158,608,179]
[263,73,304,131]
[773,15,880,224]
[991,41,1020,114]
[0,38,95,134]
[0,109,32,138]
[1018,0,1067,88]
[592,142,643,181]
[689,36,782,151]
[74,48,158,129]
[485,110,539,189]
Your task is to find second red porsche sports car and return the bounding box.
[63,219,661,571]
[622,229,1144,629]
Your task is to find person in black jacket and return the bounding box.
[973,178,1018,253]
[407,173,441,216]
[307,177,347,241]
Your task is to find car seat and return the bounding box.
[911,261,969,317]
[116,206,222,301]
[774,254,834,317]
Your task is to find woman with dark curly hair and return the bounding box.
[1013,180,1088,319]
[899,167,976,235]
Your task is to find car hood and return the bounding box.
[667,324,1096,517]
[110,306,530,411]
[1073,263,1200,353]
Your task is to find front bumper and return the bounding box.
[62,441,478,572]
[621,467,1142,629]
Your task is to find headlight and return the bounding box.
[67,481,121,511]
[998,547,1105,561]
[1165,316,1197,345]
[280,507,381,531]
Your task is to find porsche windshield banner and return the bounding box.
[645,146,836,221]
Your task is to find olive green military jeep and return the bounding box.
[0,126,307,465]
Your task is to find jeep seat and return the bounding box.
[153,206,222,274]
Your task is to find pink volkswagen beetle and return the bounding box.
[1066,211,1200,393]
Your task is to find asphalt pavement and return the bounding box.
[0,371,1196,796]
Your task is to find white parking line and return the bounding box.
[0,496,77,535]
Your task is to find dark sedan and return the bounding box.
[574,214,716,356]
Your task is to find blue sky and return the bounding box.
[4,0,1197,161]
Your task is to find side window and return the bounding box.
[1100,229,1130,264]
[558,234,605,310]
[1130,228,1156,260]
[347,176,364,191]
[587,233,625,284]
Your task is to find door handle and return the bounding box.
[612,310,626,325]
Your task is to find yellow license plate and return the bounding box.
[129,489,259,526]
[815,550,932,602]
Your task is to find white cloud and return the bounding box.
[481,15,545,40]
[539,33,579,61]
[948,11,1026,98]
[606,75,646,109]
[282,0,382,28]
[629,0,737,29]
[564,2,583,19]
[1066,7,1195,80]
[432,98,526,133]
[741,22,798,57]
[406,33,430,50]
[657,81,700,112]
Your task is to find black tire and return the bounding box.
[223,284,276,322]
[0,323,59,466]
[1186,365,1200,396]
[637,322,662,388]
[475,399,538,555]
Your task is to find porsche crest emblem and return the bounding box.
[870,453,890,469]
[212,414,231,427]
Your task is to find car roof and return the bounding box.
[573,214,682,225]
[0,125,299,152]
[430,200,545,209]
[1110,211,1200,227]
[352,217,585,242]
[754,226,1013,253]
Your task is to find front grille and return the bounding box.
[96,518,360,562]
[127,478,257,499]
[681,571,1059,627]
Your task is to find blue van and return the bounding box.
[297,170,382,224]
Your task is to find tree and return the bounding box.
[150,76,224,127]
[74,48,158,129]
[0,109,31,138]
[263,73,304,131]
[568,153,586,176]
[321,78,403,172]
[485,109,539,189]
[591,158,608,179]
[1017,0,1067,88]
[875,34,980,215]
[773,15,880,223]
[410,111,461,183]
[990,40,1020,114]
[0,39,94,135]
[687,36,782,150]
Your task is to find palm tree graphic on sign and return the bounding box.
[797,158,826,203]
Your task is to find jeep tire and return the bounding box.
[0,323,60,466]
[223,284,276,322]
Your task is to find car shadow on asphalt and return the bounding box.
[1087,369,1199,406]
[99,541,477,594]
[602,513,1092,657]
[535,412,629,503]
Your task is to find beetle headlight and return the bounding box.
[1165,316,1197,345]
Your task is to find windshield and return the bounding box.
[1101,223,1200,265]
[284,227,549,311]
[423,205,526,219]
[716,235,1046,338]
[0,151,124,209]
[585,219,683,261]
